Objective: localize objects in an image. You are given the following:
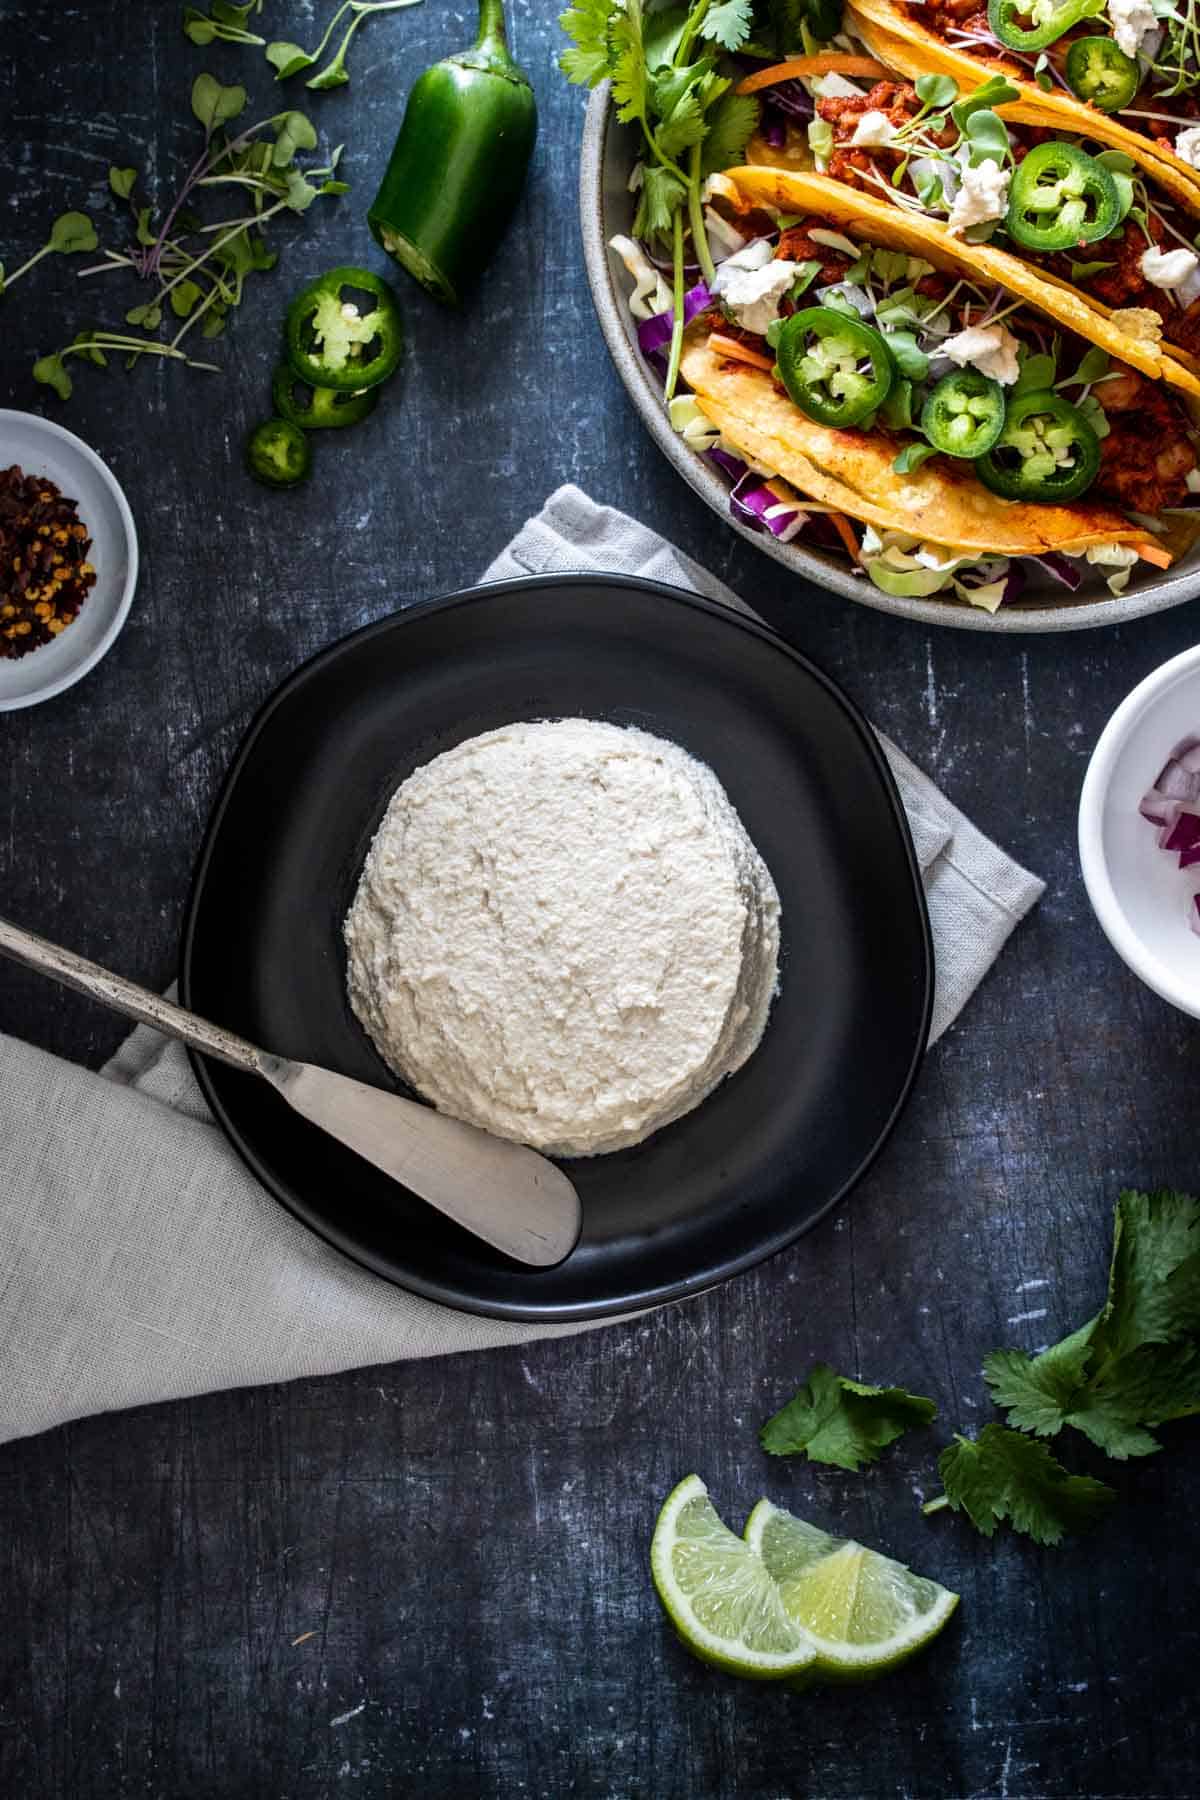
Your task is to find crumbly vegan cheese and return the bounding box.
[343,718,781,1157]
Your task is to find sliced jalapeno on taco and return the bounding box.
[651,167,1200,608]
[841,0,1200,208]
[1064,38,1140,113]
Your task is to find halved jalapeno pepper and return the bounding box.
[775,306,896,428]
[920,370,1006,459]
[974,389,1100,502]
[1006,141,1121,251]
[272,364,379,431]
[987,0,1095,52]
[1065,37,1140,112]
[285,267,404,394]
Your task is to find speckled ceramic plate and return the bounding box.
[182,575,932,1321]
[579,85,1200,633]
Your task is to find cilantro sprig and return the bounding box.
[761,1364,936,1472]
[559,0,761,398]
[924,1190,1200,1544]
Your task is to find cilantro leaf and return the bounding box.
[610,1,649,125]
[1094,1189,1200,1360]
[700,91,760,174]
[700,0,755,51]
[633,162,687,241]
[760,1364,936,1471]
[983,1325,1096,1438]
[559,0,616,87]
[656,87,708,159]
[934,1425,1115,1546]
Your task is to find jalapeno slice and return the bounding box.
[1065,37,1140,112]
[1005,142,1121,252]
[988,0,1094,52]
[775,306,896,428]
[920,370,1006,459]
[285,267,404,394]
[974,389,1100,502]
[245,417,312,490]
[271,364,379,432]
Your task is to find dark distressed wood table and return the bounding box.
[1,4,1198,1796]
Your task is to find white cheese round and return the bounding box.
[343,718,781,1157]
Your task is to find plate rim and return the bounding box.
[0,408,139,710]
[180,572,934,1321]
[578,83,1200,635]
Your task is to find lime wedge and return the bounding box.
[744,1498,959,1680]
[650,1477,817,1680]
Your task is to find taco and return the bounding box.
[736,46,1200,387]
[841,0,1200,203]
[644,168,1200,607]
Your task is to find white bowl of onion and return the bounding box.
[1080,645,1200,1017]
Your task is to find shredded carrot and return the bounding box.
[736,56,887,94]
[828,512,862,563]
[1135,540,1173,568]
[708,332,775,372]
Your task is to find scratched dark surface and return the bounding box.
[1,2,1198,1797]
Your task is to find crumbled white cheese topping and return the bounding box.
[609,234,672,320]
[1140,245,1200,290]
[1175,126,1200,170]
[941,321,1022,385]
[946,158,1011,235]
[343,720,781,1159]
[812,73,866,98]
[849,109,897,148]
[713,248,798,335]
[1106,0,1155,57]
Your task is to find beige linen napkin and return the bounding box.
[0,485,1043,1446]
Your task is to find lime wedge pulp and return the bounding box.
[650,1476,817,1680]
[744,1498,959,1679]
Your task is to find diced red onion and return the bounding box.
[636,282,714,357]
[1157,759,1200,801]
[1192,895,1200,938]
[1172,738,1200,772]
[1180,845,1200,870]
[1140,789,1180,827]
[1033,552,1083,591]
[1161,811,1200,853]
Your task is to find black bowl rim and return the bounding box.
[180,572,934,1321]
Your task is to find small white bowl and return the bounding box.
[0,410,138,711]
[1079,644,1200,1017]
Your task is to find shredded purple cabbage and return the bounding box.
[761,79,815,121]
[636,282,714,358]
[729,472,807,540]
[707,446,749,484]
[759,114,787,149]
[1033,552,1083,591]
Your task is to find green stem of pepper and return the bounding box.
[665,205,686,404]
[688,142,716,288]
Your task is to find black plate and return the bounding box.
[181,575,932,1321]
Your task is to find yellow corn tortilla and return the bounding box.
[729,165,1200,400]
[681,339,1155,556]
[845,0,1200,201]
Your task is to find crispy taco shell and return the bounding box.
[682,339,1154,557]
[845,0,1200,201]
[729,164,1200,400]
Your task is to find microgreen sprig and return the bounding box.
[27,73,347,399]
[266,0,423,89]
[184,1,266,47]
[0,213,98,299]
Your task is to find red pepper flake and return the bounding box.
[0,464,98,659]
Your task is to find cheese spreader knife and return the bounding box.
[0,914,582,1268]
